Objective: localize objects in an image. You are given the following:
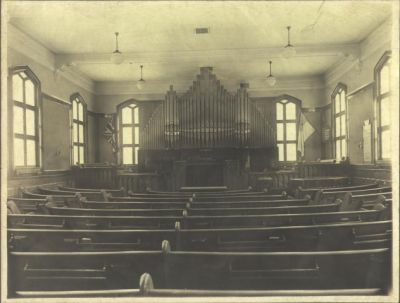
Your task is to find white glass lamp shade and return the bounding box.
[266,75,276,86]
[111,50,124,65]
[136,79,146,90]
[282,45,296,58]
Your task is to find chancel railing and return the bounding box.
[142,67,276,150]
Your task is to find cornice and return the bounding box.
[324,20,392,87]
[95,76,324,97]
[7,23,95,94]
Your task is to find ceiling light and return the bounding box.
[136,65,146,90]
[282,26,296,58]
[110,32,124,65]
[266,60,276,86]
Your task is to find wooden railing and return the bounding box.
[116,172,161,193]
[296,161,350,178]
[72,165,117,189]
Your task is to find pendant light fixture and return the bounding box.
[136,65,146,90]
[282,26,296,58]
[266,60,276,86]
[110,32,124,65]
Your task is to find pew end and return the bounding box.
[139,273,154,295]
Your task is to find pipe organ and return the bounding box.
[140,67,277,189]
[142,67,276,150]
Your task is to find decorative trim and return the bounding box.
[347,81,374,98]
[42,92,70,106]
[95,76,325,96]
[325,20,391,87]
[8,24,95,94]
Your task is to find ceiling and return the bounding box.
[7,1,392,85]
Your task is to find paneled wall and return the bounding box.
[42,94,71,170]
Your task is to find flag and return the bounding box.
[104,114,118,153]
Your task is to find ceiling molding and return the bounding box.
[8,23,96,94]
[324,20,392,87]
[55,44,358,67]
[94,76,324,96]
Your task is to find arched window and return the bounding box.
[375,51,391,160]
[118,101,140,165]
[332,84,347,161]
[11,67,41,168]
[71,94,87,165]
[276,98,298,162]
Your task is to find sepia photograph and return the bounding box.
[1,0,399,302]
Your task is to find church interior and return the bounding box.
[2,1,398,301]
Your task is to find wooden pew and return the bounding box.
[108,195,190,203]
[21,188,79,204]
[186,202,342,216]
[189,198,311,209]
[8,214,181,230]
[182,206,389,229]
[161,241,390,290]
[316,186,392,204]
[14,272,384,298]
[45,203,184,217]
[296,183,378,199]
[81,198,311,210]
[176,220,392,252]
[7,197,57,213]
[8,250,165,294]
[37,186,108,201]
[81,200,187,210]
[8,220,391,252]
[8,205,389,230]
[59,185,127,197]
[344,193,392,210]
[289,177,350,189]
[192,193,288,202]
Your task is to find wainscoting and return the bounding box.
[7,170,72,197]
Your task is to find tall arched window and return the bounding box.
[118,101,140,165]
[11,67,41,168]
[71,94,87,165]
[332,84,347,161]
[375,51,391,160]
[276,98,298,162]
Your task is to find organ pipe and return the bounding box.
[142,67,276,150]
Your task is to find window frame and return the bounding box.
[275,96,300,163]
[9,66,42,173]
[70,93,88,165]
[374,51,392,162]
[331,83,348,161]
[117,100,141,166]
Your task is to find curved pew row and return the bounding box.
[8,220,392,252]
[38,201,342,217]
[9,244,390,294]
[37,186,109,201]
[315,186,392,204]
[59,185,127,197]
[8,205,390,230]
[296,183,379,199]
